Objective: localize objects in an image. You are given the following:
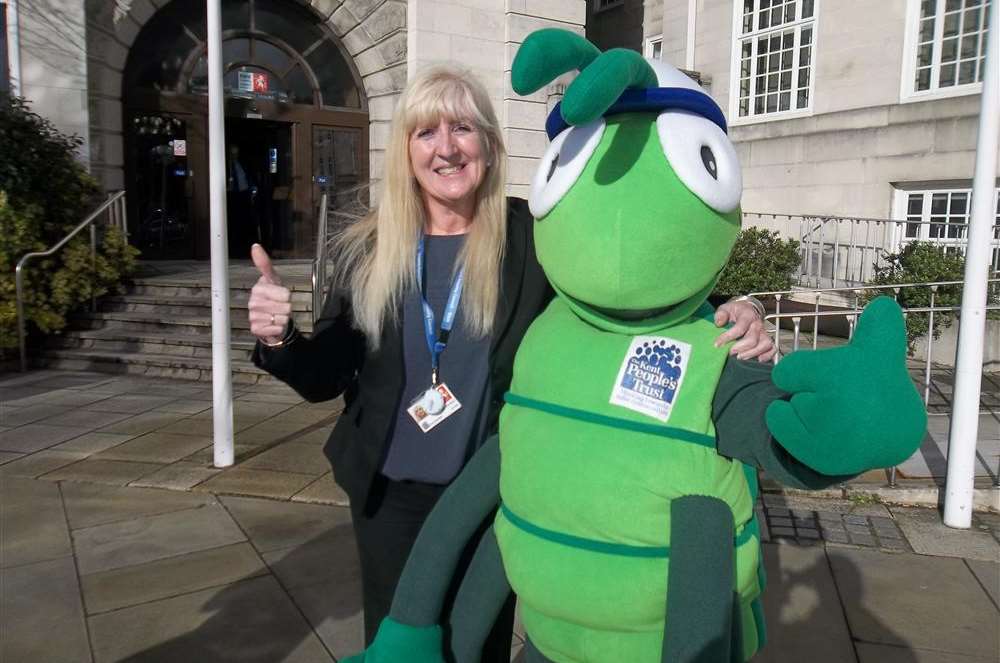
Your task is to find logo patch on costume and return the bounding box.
[609,336,691,422]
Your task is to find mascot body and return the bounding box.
[347,30,926,663]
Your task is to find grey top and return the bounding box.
[380,234,491,484]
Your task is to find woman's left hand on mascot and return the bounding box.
[714,301,776,362]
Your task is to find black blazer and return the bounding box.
[253,198,552,511]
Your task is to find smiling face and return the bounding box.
[409,118,488,214]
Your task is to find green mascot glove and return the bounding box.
[765,296,927,476]
[340,618,445,663]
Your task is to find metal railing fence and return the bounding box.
[744,212,1000,289]
[751,278,1000,487]
[15,191,128,372]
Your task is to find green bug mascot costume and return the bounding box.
[345,29,927,663]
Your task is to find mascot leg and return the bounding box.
[446,526,513,663]
[662,496,736,663]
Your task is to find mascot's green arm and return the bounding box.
[389,435,503,626]
[713,358,856,489]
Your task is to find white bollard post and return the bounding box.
[207,0,234,468]
[943,3,998,529]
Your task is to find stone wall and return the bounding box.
[502,0,585,199]
[17,0,91,163]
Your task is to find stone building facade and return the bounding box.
[3,0,585,257]
[639,0,997,223]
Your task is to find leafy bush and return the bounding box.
[0,96,139,353]
[862,241,995,351]
[714,227,801,297]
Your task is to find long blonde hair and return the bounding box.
[332,66,508,347]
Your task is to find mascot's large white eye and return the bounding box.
[528,118,605,219]
[656,111,742,214]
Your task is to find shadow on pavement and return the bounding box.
[756,543,917,663]
[117,522,361,663]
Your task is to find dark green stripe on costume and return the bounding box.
[500,504,759,557]
[503,392,717,448]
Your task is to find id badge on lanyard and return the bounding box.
[406,236,463,432]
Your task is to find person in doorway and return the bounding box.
[245,65,775,662]
[227,144,256,257]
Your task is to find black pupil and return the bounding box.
[700,145,718,180]
[546,153,560,182]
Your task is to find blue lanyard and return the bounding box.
[417,235,464,385]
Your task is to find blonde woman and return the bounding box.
[247,65,772,659]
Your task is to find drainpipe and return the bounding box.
[207,0,234,468]
[685,0,697,71]
[4,0,21,95]
[943,2,998,528]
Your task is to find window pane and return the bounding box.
[284,64,315,105]
[919,16,936,42]
[221,0,249,31]
[958,59,977,83]
[253,39,294,76]
[801,26,813,46]
[963,7,982,32]
[802,0,814,18]
[950,193,969,214]
[223,38,250,67]
[800,44,812,64]
[768,72,779,91]
[942,37,959,61]
[921,0,937,18]
[766,93,778,112]
[931,194,948,215]
[755,97,765,114]
[960,33,979,58]
[907,195,923,216]
[796,88,809,107]
[918,42,934,67]
[779,91,791,110]
[798,67,810,87]
[945,0,963,11]
[780,70,792,88]
[782,32,794,49]
[944,12,961,37]
[916,67,932,90]
[305,40,362,108]
[940,62,957,85]
[740,98,750,116]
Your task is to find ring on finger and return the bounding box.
[270,313,276,326]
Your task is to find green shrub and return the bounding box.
[0,96,139,353]
[862,241,996,352]
[714,227,801,298]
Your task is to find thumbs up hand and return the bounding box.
[764,297,927,476]
[248,243,293,345]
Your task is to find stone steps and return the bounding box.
[39,348,274,384]
[38,264,316,383]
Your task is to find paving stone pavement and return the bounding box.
[1,370,998,662]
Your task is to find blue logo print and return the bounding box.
[620,340,684,404]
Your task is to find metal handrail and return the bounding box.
[311,193,329,325]
[15,191,127,372]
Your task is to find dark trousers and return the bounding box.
[351,475,515,662]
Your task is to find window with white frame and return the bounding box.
[898,187,1000,273]
[646,35,663,60]
[735,0,817,119]
[909,0,992,96]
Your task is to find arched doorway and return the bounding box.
[122,0,369,260]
